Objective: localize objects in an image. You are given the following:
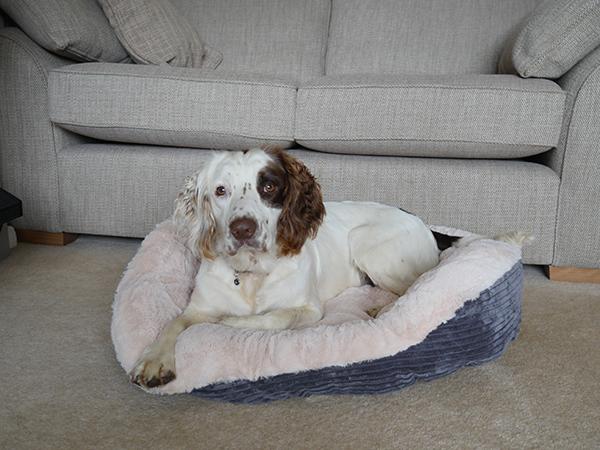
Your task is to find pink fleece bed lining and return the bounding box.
[112,220,522,395]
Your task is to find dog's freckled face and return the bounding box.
[174,147,324,272]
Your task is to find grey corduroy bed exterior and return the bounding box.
[192,263,523,403]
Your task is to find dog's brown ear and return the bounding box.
[267,148,325,256]
[173,171,217,259]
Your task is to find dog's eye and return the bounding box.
[263,182,277,194]
[215,186,227,197]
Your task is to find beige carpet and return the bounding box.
[0,236,598,450]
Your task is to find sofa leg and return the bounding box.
[546,266,600,284]
[15,229,78,246]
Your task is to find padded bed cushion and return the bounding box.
[112,220,523,403]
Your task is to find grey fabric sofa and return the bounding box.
[0,0,598,271]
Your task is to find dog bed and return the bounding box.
[112,220,523,403]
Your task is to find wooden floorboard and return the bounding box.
[547,266,600,284]
[16,229,78,246]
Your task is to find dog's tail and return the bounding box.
[432,230,533,251]
[493,231,534,247]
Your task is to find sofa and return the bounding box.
[0,0,599,273]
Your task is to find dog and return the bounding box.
[130,147,518,388]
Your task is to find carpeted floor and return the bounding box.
[0,236,598,450]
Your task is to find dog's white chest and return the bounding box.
[235,272,265,313]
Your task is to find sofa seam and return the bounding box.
[321,0,334,75]
[52,69,565,94]
[51,69,298,89]
[295,137,555,147]
[53,122,294,141]
[297,84,566,95]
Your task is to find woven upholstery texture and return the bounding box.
[0,29,85,231]
[550,47,600,267]
[98,0,221,69]
[57,145,558,264]
[296,74,566,158]
[48,64,296,150]
[169,0,330,82]
[3,0,597,269]
[0,0,128,62]
[326,0,538,75]
[193,262,523,403]
[499,0,600,79]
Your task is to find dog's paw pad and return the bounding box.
[161,370,176,384]
[129,354,176,388]
[366,307,381,318]
[146,376,163,388]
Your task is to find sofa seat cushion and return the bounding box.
[296,75,566,159]
[48,63,296,150]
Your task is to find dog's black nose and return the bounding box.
[229,217,257,242]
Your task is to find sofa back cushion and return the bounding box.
[169,0,331,82]
[326,0,540,75]
[0,0,128,62]
[98,0,222,69]
[498,0,600,79]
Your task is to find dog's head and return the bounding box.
[173,148,325,264]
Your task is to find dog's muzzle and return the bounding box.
[229,216,258,245]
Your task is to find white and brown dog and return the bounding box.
[131,148,466,388]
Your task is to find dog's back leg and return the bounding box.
[348,219,439,297]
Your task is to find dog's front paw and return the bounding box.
[129,349,176,388]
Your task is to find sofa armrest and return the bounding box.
[0,28,85,232]
[546,46,600,268]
